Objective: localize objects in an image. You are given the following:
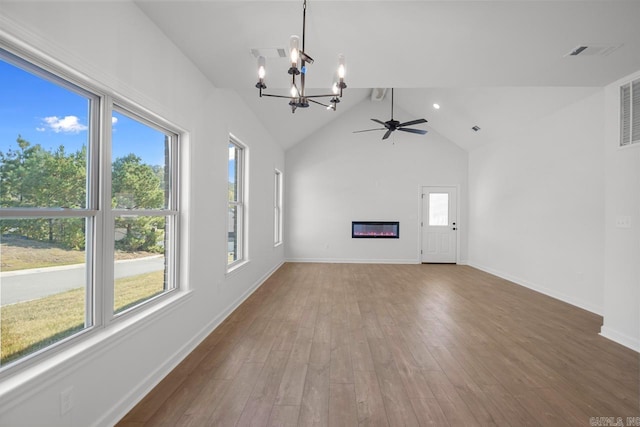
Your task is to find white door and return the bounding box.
[421,186,457,263]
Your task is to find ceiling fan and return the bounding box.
[353,88,428,140]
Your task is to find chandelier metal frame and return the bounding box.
[255,0,347,113]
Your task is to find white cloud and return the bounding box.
[41,115,88,134]
[36,127,46,132]
[112,116,118,125]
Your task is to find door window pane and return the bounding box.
[429,193,449,226]
[1,218,89,365]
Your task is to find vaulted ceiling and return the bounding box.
[136,0,640,150]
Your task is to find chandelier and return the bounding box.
[255,0,347,113]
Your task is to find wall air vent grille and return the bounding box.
[620,77,640,147]
[371,88,388,102]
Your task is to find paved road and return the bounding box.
[0,256,164,306]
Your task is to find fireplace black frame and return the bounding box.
[351,221,400,239]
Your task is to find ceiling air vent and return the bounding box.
[250,48,287,59]
[371,88,388,102]
[565,44,622,57]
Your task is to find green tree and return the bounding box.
[0,136,87,249]
[0,135,42,208]
[112,154,163,209]
[112,154,165,252]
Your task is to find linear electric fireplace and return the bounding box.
[352,221,400,239]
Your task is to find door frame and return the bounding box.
[418,185,460,264]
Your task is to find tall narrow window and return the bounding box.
[274,169,283,245]
[0,46,182,371]
[228,137,245,267]
[111,108,179,315]
[620,77,640,146]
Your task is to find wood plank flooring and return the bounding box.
[117,263,639,426]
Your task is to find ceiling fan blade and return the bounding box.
[397,127,428,135]
[398,118,428,127]
[353,128,386,133]
[382,129,393,140]
[371,119,387,126]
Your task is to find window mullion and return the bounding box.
[84,91,102,330]
[99,95,115,326]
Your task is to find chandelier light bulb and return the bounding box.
[337,54,346,79]
[290,35,300,65]
[290,85,298,98]
[257,56,266,79]
[332,82,339,95]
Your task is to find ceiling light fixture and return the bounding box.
[433,103,440,110]
[255,0,347,113]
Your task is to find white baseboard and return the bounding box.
[600,326,640,353]
[100,260,285,427]
[466,262,603,315]
[285,258,419,264]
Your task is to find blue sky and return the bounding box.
[0,59,166,166]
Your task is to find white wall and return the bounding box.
[0,2,284,426]
[467,90,605,314]
[285,99,468,263]
[601,71,640,351]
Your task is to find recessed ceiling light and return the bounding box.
[433,103,440,109]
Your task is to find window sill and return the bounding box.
[618,142,640,151]
[0,289,193,410]
[226,259,250,276]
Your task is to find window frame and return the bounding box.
[274,169,283,246]
[107,103,181,321]
[227,135,246,270]
[0,45,183,373]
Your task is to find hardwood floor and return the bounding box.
[117,263,639,426]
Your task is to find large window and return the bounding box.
[111,108,179,315]
[228,137,245,267]
[0,47,180,370]
[274,169,283,245]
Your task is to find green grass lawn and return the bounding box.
[0,235,85,271]
[1,270,165,365]
[1,235,158,271]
